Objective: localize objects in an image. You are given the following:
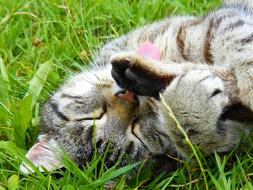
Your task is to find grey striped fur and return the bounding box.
[21,0,253,173]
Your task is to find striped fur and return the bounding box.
[21,0,253,173]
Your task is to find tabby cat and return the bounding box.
[20,0,253,174]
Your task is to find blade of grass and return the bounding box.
[25,60,53,107]
[7,174,19,190]
[89,162,140,187]
[160,94,208,190]
[236,155,253,189]
[0,57,9,84]
[12,60,52,147]
[12,95,32,147]
[0,56,11,107]
[0,0,25,31]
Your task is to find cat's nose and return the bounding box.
[115,90,139,104]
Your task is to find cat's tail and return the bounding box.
[222,0,253,9]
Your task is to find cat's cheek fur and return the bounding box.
[20,135,63,174]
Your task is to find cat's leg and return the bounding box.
[111,53,216,99]
[111,53,249,157]
[161,69,249,158]
[223,0,253,10]
[111,53,242,104]
[228,52,253,111]
[212,21,253,111]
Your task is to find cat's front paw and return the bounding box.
[111,53,174,99]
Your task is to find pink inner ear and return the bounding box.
[20,135,63,174]
[136,41,161,60]
[26,141,46,161]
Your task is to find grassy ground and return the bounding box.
[1,0,253,189]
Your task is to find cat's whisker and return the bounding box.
[79,75,97,86]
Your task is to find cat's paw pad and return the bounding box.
[111,53,172,98]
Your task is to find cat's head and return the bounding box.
[20,63,175,174]
[20,60,250,174]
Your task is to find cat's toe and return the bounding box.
[111,54,134,91]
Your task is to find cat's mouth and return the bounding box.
[115,90,139,105]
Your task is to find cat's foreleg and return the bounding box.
[160,69,244,158]
[111,52,218,99]
[229,54,253,111]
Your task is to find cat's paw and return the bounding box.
[111,53,174,99]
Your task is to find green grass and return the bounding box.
[1,0,253,189]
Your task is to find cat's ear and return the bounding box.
[20,135,63,174]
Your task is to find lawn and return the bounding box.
[1,0,253,189]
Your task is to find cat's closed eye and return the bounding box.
[77,106,107,121]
